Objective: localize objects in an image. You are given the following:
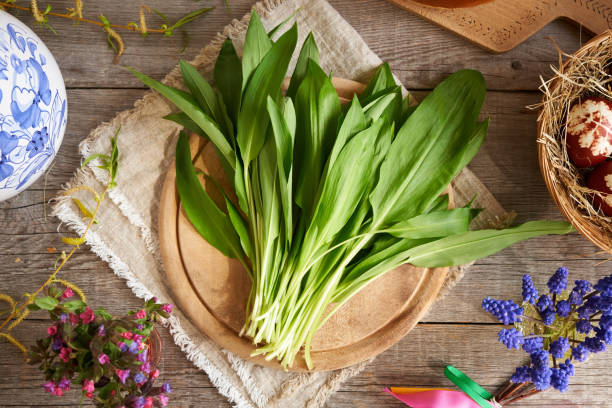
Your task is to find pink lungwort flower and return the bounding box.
[69,313,80,325]
[135,309,146,319]
[161,304,173,314]
[42,380,55,394]
[58,377,71,391]
[151,369,160,379]
[158,394,169,407]
[82,379,95,394]
[59,347,72,362]
[61,287,74,299]
[97,353,110,365]
[144,397,154,408]
[53,387,63,397]
[121,331,134,340]
[115,369,130,384]
[140,361,151,374]
[80,307,95,324]
[47,325,57,336]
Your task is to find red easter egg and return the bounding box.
[587,161,612,216]
[566,97,612,168]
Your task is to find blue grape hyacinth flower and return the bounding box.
[522,275,538,304]
[484,266,612,396]
[498,328,523,349]
[482,297,523,325]
[547,267,569,295]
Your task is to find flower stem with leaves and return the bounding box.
[0,129,120,356]
[0,0,214,62]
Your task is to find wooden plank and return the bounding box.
[6,0,586,91]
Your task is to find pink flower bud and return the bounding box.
[82,379,95,393]
[135,309,146,319]
[69,313,80,325]
[79,307,95,324]
[59,347,72,363]
[121,331,134,339]
[47,325,57,336]
[61,287,74,299]
[158,394,169,407]
[161,304,173,314]
[97,353,110,365]
[151,369,160,379]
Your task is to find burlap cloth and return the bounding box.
[53,0,510,406]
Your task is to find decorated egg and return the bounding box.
[587,161,612,216]
[0,11,67,201]
[565,97,612,168]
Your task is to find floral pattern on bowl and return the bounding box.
[0,10,67,201]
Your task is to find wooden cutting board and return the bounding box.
[388,0,612,52]
[158,78,450,372]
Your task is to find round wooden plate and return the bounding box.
[158,78,450,371]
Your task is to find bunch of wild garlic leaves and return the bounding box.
[131,11,572,369]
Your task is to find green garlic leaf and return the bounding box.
[267,96,295,242]
[175,132,244,261]
[127,67,235,172]
[407,221,575,267]
[369,69,487,226]
[360,62,396,102]
[164,112,206,139]
[293,60,341,214]
[382,208,474,239]
[242,11,272,90]
[237,23,298,164]
[287,32,319,98]
[214,39,242,125]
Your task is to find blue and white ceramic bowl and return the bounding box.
[0,11,67,201]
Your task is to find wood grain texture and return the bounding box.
[0,0,611,406]
[388,0,612,53]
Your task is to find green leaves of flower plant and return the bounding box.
[34,296,59,311]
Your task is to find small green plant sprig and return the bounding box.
[0,129,120,356]
[0,0,214,63]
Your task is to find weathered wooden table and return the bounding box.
[0,0,609,406]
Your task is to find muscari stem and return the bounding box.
[503,386,539,406]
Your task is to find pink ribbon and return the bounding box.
[385,387,488,408]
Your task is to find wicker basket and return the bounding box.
[538,30,612,253]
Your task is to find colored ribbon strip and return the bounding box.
[385,366,497,408]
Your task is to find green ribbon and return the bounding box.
[444,365,494,408]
